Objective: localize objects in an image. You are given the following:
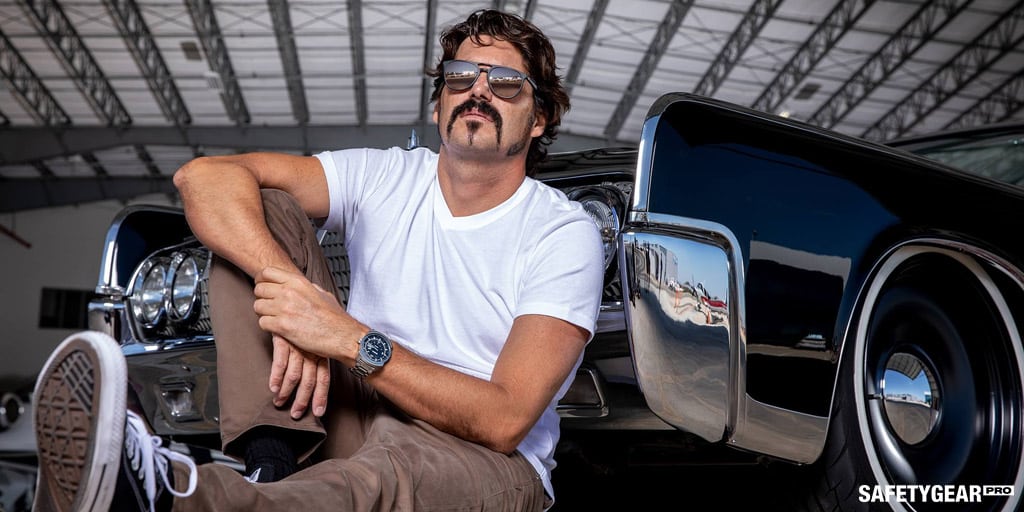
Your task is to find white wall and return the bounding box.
[0,194,175,384]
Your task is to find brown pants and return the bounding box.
[173,189,546,511]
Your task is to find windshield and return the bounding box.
[892,128,1024,186]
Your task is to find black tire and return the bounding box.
[801,254,1023,512]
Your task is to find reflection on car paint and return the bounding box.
[622,231,731,443]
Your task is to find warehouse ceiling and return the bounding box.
[0,0,1022,213]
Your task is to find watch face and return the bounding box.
[361,332,392,366]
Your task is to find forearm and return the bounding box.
[366,317,590,453]
[369,345,532,454]
[257,298,526,450]
[173,157,296,277]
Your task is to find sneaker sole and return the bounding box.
[32,331,127,512]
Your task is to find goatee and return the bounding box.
[446,99,504,147]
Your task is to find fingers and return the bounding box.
[312,358,331,417]
[269,335,330,419]
[253,272,334,338]
[269,335,291,397]
[255,265,303,285]
[255,265,287,284]
[253,280,303,340]
[278,342,306,407]
[289,354,319,419]
[269,335,304,405]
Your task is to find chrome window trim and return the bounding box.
[629,111,659,216]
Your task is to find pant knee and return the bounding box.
[258,189,322,270]
[260,189,307,230]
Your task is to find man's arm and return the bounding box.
[253,266,590,453]
[378,314,589,453]
[174,153,335,416]
[172,152,329,277]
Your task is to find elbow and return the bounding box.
[172,156,210,195]
[480,418,533,455]
[484,437,521,456]
[487,435,520,456]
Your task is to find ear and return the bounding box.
[432,101,439,125]
[530,111,546,139]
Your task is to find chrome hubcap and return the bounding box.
[880,352,940,445]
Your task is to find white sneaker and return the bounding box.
[32,331,197,512]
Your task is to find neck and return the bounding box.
[436,147,527,217]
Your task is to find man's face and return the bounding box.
[433,36,545,160]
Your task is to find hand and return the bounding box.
[269,335,330,418]
[253,266,359,418]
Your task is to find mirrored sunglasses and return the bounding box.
[442,60,537,99]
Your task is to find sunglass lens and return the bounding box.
[444,61,478,91]
[488,67,526,98]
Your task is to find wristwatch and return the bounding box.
[351,330,393,379]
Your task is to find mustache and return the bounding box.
[446,99,503,140]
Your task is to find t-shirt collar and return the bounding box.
[433,175,533,230]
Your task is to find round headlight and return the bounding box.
[169,253,200,320]
[580,197,620,269]
[138,261,168,326]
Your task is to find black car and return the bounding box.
[69,93,1024,511]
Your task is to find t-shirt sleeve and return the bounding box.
[315,147,402,239]
[515,214,606,341]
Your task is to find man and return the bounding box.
[32,8,603,512]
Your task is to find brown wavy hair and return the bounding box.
[429,9,570,176]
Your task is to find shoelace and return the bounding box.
[125,411,198,512]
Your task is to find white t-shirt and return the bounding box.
[316,146,604,499]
